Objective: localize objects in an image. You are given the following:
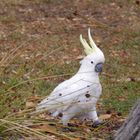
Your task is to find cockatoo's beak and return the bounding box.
[95,63,103,73]
[80,28,98,55]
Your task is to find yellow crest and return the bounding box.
[80,28,98,55]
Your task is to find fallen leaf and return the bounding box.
[27,95,42,102]
[118,118,126,122]
[73,138,81,140]
[99,114,112,120]
[26,101,36,108]
[75,55,84,60]
[34,124,57,133]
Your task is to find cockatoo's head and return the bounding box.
[79,28,105,73]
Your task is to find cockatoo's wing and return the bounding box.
[36,77,101,114]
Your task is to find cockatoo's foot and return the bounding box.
[59,115,70,126]
[92,119,104,128]
[51,111,59,117]
[68,123,78,127]
[61,127,75,132]
[62,127,71,132]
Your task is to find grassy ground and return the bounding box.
[0,0,140,139]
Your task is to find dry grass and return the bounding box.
[0,0,140,139]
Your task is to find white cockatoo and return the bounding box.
[36,28,105,126]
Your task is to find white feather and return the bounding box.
[36,29,105,125]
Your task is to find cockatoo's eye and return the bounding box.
[95,63,103,73]
[91,61,94,64]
